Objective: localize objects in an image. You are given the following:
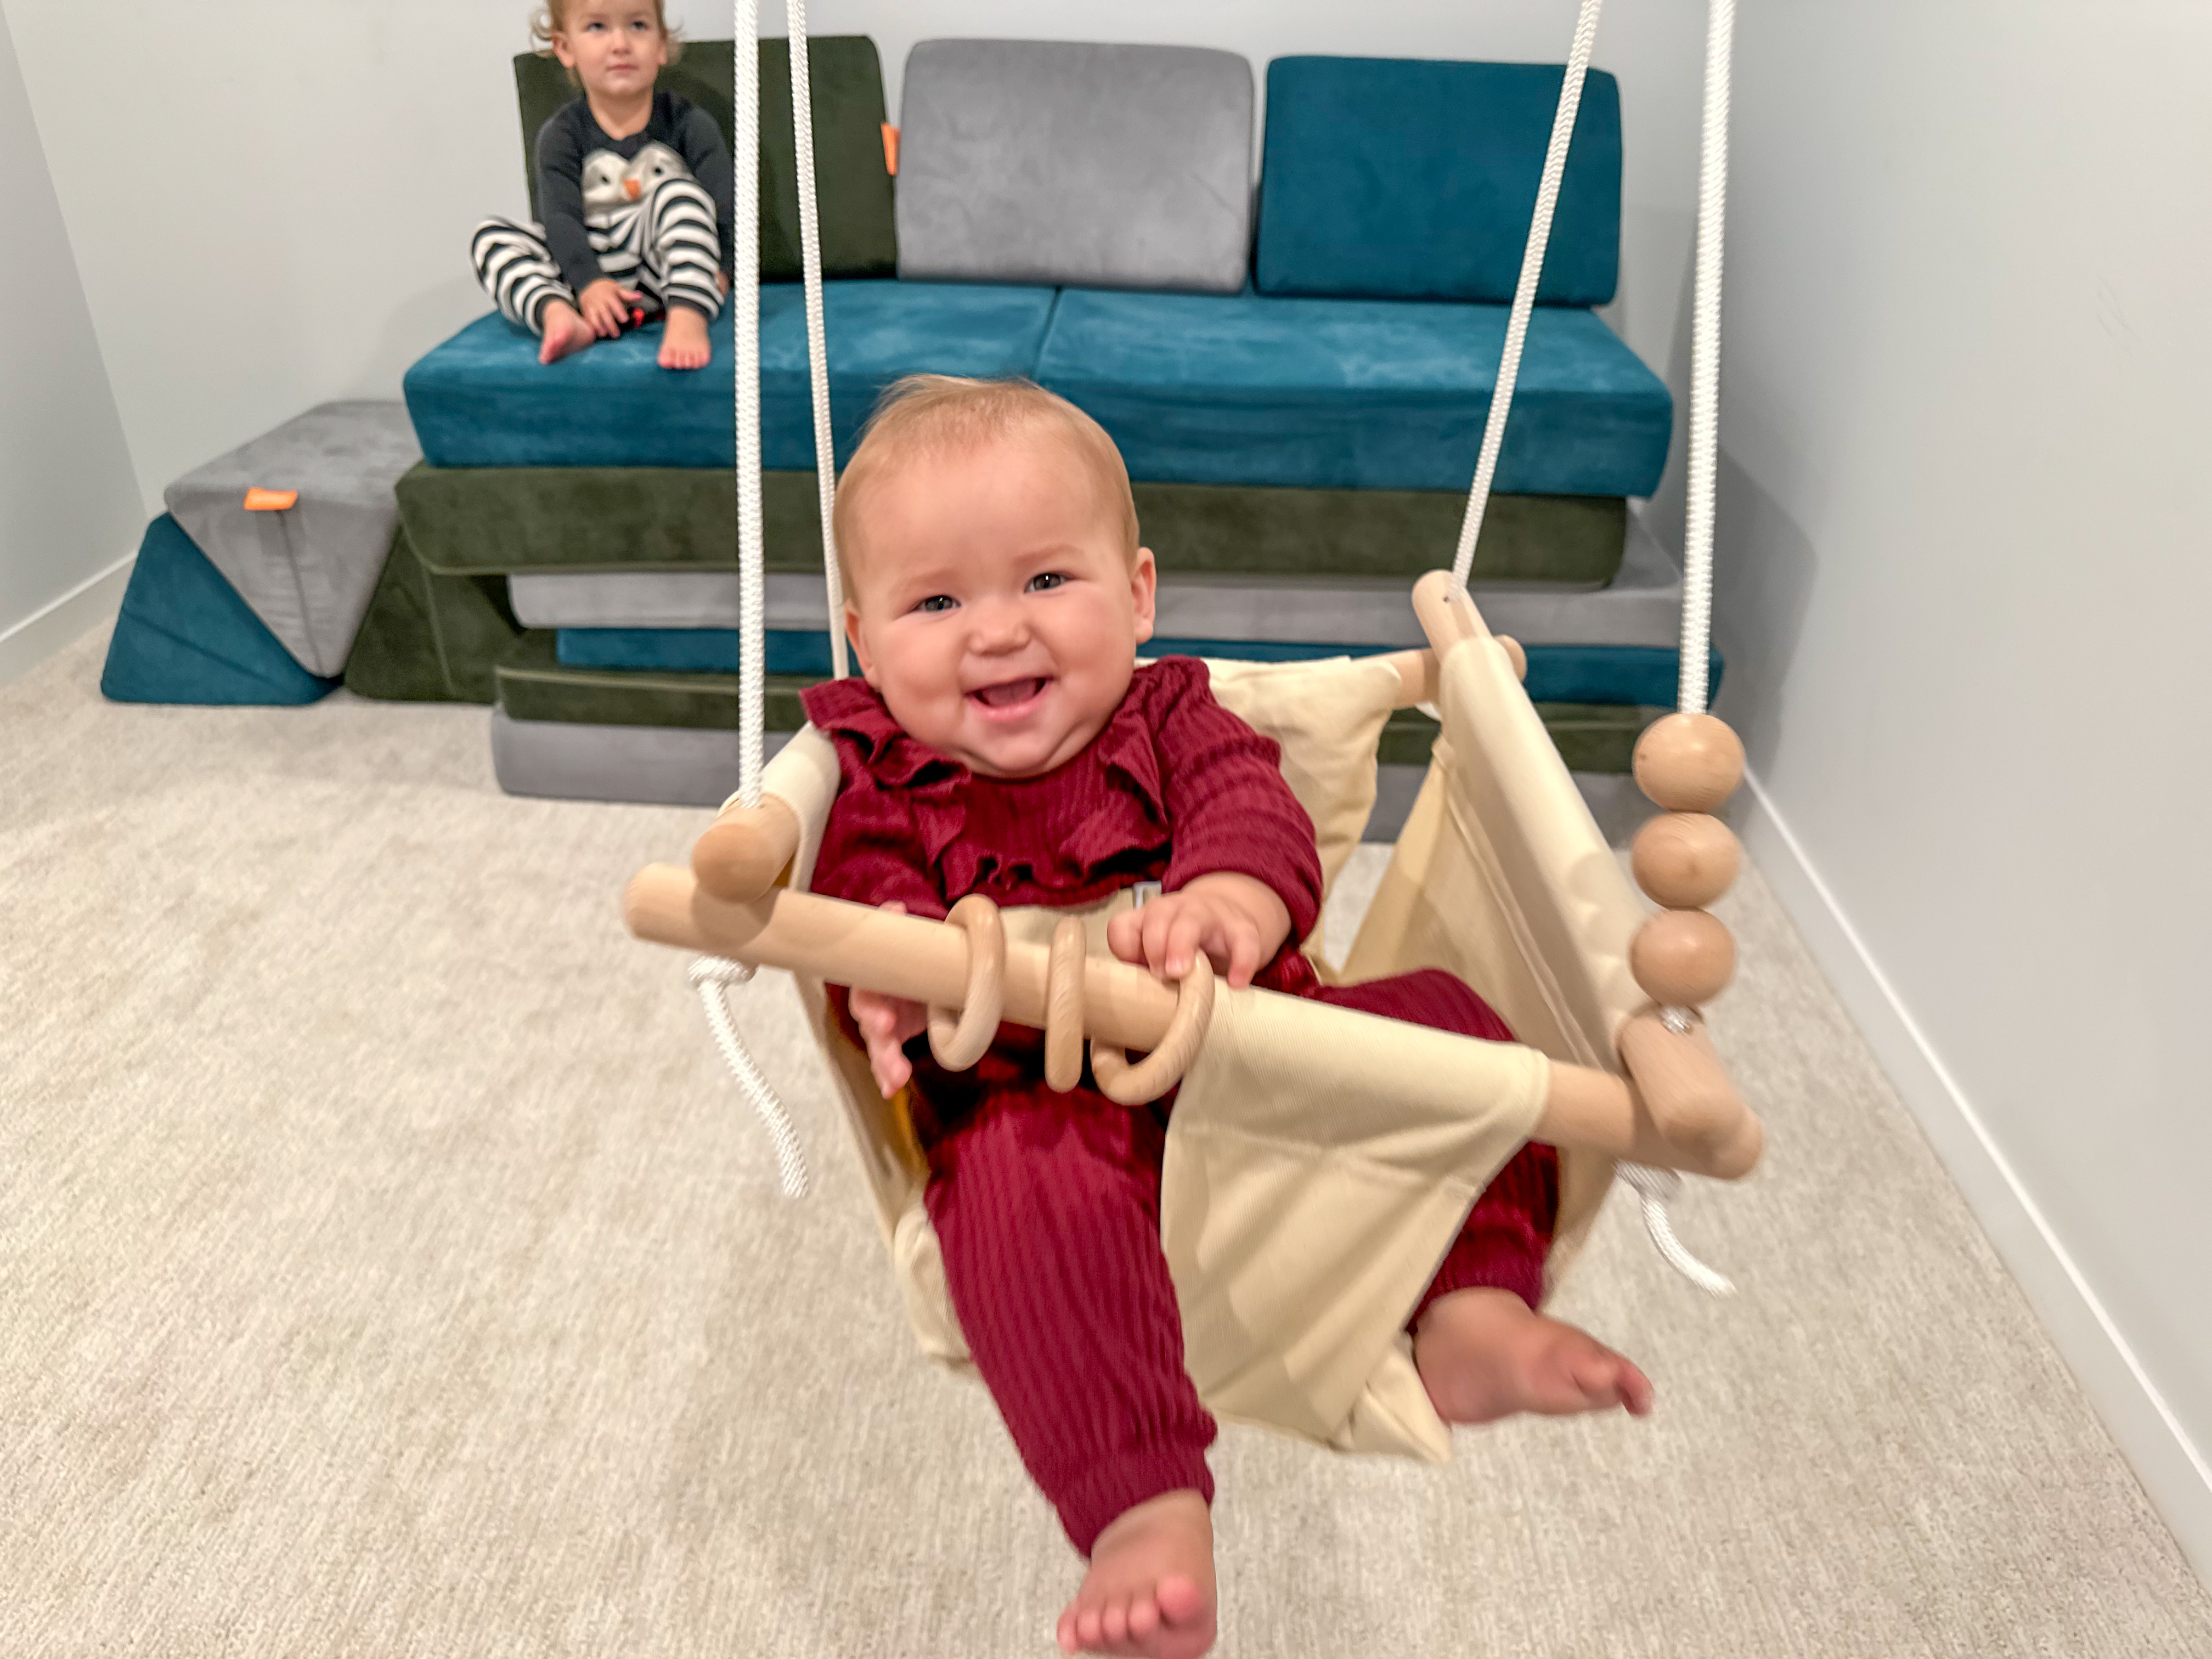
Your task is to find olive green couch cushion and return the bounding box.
[397,463,1624,587]
[342,527,522,704]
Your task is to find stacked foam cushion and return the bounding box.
[101,402,422,706]
[386,38,1699,821]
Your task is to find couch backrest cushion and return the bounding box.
[895,39,1253,294]
[513,37,896,281]
[1255,56,1620,305]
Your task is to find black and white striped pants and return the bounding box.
[472,175,723,333]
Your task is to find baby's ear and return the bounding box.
[844,606,877,684]
[1129,548,1158,645]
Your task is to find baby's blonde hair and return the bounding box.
[531,1,685,72]
[833,376,1141,599]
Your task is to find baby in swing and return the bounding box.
[806,376,1653,1659]
[472,0,730,372]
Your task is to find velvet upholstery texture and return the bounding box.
[162,402,422,679]
[512,38,896,280]
[1035,288,1671,495]
[552,630,1717,708]
[498,630,1654,774]
[403,283,1057,470]
[397,466,823,574]
[342,528,522,705]
[394,462,1623,586]
[100,517,340,707]
[895,40,1253,294]
[1255,58,1621,306]
[495,631,809,731]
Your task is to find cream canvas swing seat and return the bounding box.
[625,0,1761,1464]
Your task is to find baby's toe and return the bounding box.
[1155,1575,1206,1624]
[1102,1599,1132,1645]
[1127,1595,1162,1640]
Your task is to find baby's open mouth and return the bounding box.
[969,677,1049,710]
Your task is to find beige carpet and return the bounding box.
[4,629,2207,1658]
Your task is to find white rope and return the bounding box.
[732,0,765,808]
[1620,1,1742,1285]
[688,2,804,1201]
[1678,0,1735,715]
[1450,0,1605,589]
[785,0,848,679]
[691,957,809,1198]
[1616,1163,1735,1296]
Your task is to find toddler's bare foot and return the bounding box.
[1057,1489,1216,1659]
[538,301,595,364]
[659,307,712,370]
[1414,1286,1654,1423]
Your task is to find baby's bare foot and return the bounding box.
[1057,1489,1216,1659]
[538,301,595,364]
[1414,1286,1654,1423]
[659,307,712,370]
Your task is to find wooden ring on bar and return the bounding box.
[927,895,1006,1071]
[1091,954,1215,1105]
[1044,917,1087,1093]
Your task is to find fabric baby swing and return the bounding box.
[624,0,1762,1463]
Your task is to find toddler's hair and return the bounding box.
[833,376,1141,595]
[530,2,685,72]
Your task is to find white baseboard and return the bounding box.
[1737,769,2212,1586]
[0,551,134,691]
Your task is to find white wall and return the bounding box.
[0,0,1710,520]
[0,5,143,678]
[1716,2,2211,1572]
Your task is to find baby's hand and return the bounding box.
[1107,873,1291,989]
[578,278,642,338]
[851,901,927,1094]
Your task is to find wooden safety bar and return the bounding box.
[625,865,1759,1180]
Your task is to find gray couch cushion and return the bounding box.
[490,708,784,808]
[504,516,1681,648]
[895,40,1253,294]
[163,402,421,678]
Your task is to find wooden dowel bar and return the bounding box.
[623,865,1762,1180]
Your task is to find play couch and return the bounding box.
[105,37,1699,827]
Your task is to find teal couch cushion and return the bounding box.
[1255,57,1621,304]
[553,628,1719,706]
[1034,287,1669,495]
[100,516,341,706]
[402,281,1058,469]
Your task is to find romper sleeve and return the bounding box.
[675,105,737,278]
[534,108,606,296]
[1147,659,1325,942]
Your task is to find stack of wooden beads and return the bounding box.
[1628,712,1746,1026]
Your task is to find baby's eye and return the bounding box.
[1026,572,1068,593]
[913,595,958,614]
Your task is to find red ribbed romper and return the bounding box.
[803,659,1558,1554]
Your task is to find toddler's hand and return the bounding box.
[578,278,642,338]
[851,901,928,1094]
[1107,873,1291,990]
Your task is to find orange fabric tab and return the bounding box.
[881,122,900,177]
[243,488,298,512]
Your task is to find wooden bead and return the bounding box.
[1631,812,1741,909]
[1630,907,1737,1007]
[1633,713,1745,814]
